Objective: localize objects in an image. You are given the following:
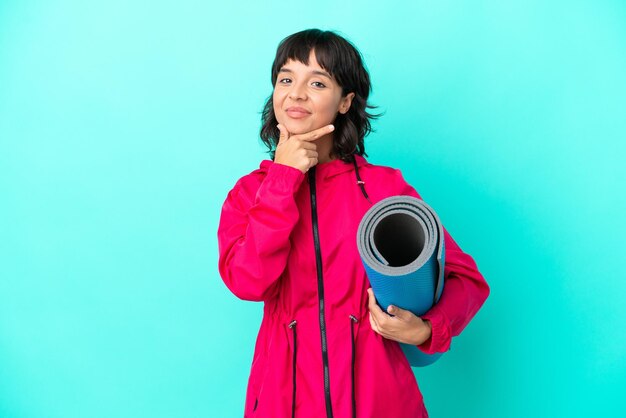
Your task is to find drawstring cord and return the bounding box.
[289,320,297,418]
[349,314,359,418]
[352,155,372,204]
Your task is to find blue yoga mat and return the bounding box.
[356,195,445,367]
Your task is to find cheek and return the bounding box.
[316,97,341,121]
[272,90,285,121]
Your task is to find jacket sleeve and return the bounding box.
[217,162,305,302]
[392,170,490,354]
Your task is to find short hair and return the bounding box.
[260,29,380,162]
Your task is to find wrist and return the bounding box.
[418,319,432,345]
[424,319,432,331]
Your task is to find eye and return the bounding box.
[312,81,326,88]
[278,78,292,84]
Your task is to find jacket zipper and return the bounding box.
[308,167,334,418]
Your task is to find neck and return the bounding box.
[316,133,335,164]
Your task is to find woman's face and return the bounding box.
[273,50,354,135]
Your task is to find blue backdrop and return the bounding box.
[1,1,624,417]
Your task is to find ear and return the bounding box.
[339,92,356,114]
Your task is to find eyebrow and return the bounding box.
[279,67,332,79]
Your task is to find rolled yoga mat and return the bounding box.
[357,195,445,367]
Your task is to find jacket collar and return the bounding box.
[259,154,368,180]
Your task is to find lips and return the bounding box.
[286,106,311,119]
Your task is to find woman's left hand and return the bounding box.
[367,288,432,346]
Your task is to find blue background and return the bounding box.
[1,1,624,417]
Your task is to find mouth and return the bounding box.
[285,107,311,119]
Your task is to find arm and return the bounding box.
[393,170,491,354]
[217,162,304,302]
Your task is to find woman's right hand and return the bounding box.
[274,123,334,173]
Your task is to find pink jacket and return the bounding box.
[218,155,490,418]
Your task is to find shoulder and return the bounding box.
[222,160,272,209]
[361,158,412,185]
[352,155,401,181]
[223,159,306,208]
[236,159,272,189]
[359,157,423,199]
[364,161,403,177]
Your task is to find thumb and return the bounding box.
[387,305,408,319]
[277,124,290,144]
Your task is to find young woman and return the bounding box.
[217,28,490,418]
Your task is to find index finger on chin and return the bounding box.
[300,124,335,141]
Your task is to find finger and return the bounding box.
[369,312,379,333]
[297,124,335,142]
[277,124,290,144]
[387,305,403,319]
[367,288,384,314]
[299,141,317,151]
[370,313,392,340]
[299,147,318,170]
[300,148,318,159]
[388,305,411,322]
[367,295,378,323]
[367,288,387,325]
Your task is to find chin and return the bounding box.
[283,121,312,135]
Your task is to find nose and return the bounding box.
[288,81,307,101]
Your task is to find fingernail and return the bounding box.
[328,125,335,131]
